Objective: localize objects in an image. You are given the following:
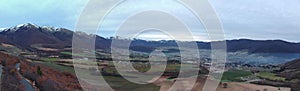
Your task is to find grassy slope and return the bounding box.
[257,72,286,81]
[33,61,75,74]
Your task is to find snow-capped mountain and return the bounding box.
[0,23,109,51]
[1,23,38,33]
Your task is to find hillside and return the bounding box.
[0,52,104,91]
[279,58,300,80]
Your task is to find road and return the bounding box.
[16,63,36,91]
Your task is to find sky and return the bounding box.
[0,0,300,42]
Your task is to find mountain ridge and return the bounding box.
[1,23,300,53]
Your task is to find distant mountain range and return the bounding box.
[1,23,300,53]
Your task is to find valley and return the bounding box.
[0,24,300,91]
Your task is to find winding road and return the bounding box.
[16,63,36,91]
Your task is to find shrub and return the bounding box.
[9,68,16,75]
[222,83,228,88]
[37,66,43,76]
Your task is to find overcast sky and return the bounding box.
[1,0,299,42]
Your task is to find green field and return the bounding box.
[41,57,59,62]
[103,76,160,91]
[60,52,84,57]
[60,52,95,58]
[221,70,253,82]
[33,61,75,74]
[257,72,285,81]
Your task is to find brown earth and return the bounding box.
[152,76,290,91]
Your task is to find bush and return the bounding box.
[9,68,16,75]
[223,83,228,88]
[37,66,43,76]
[1,59,6,66]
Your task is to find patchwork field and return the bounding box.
[221,69,253,82]
[257,72,286,81]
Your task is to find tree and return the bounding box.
[37,66,43,76]
[1,59,6,66]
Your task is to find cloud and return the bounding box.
[0,0,88,29]
[89,0,300,42]
[210,0,300,42]
[1,0,300,42]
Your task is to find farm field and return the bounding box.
[221,69,253,82]
[257,72,286,81]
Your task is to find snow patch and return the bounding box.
[0,28,7,31]
[41,26,64,32]
[3,23,40,33]
[16,23,38,28]
[1,23,69,33]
